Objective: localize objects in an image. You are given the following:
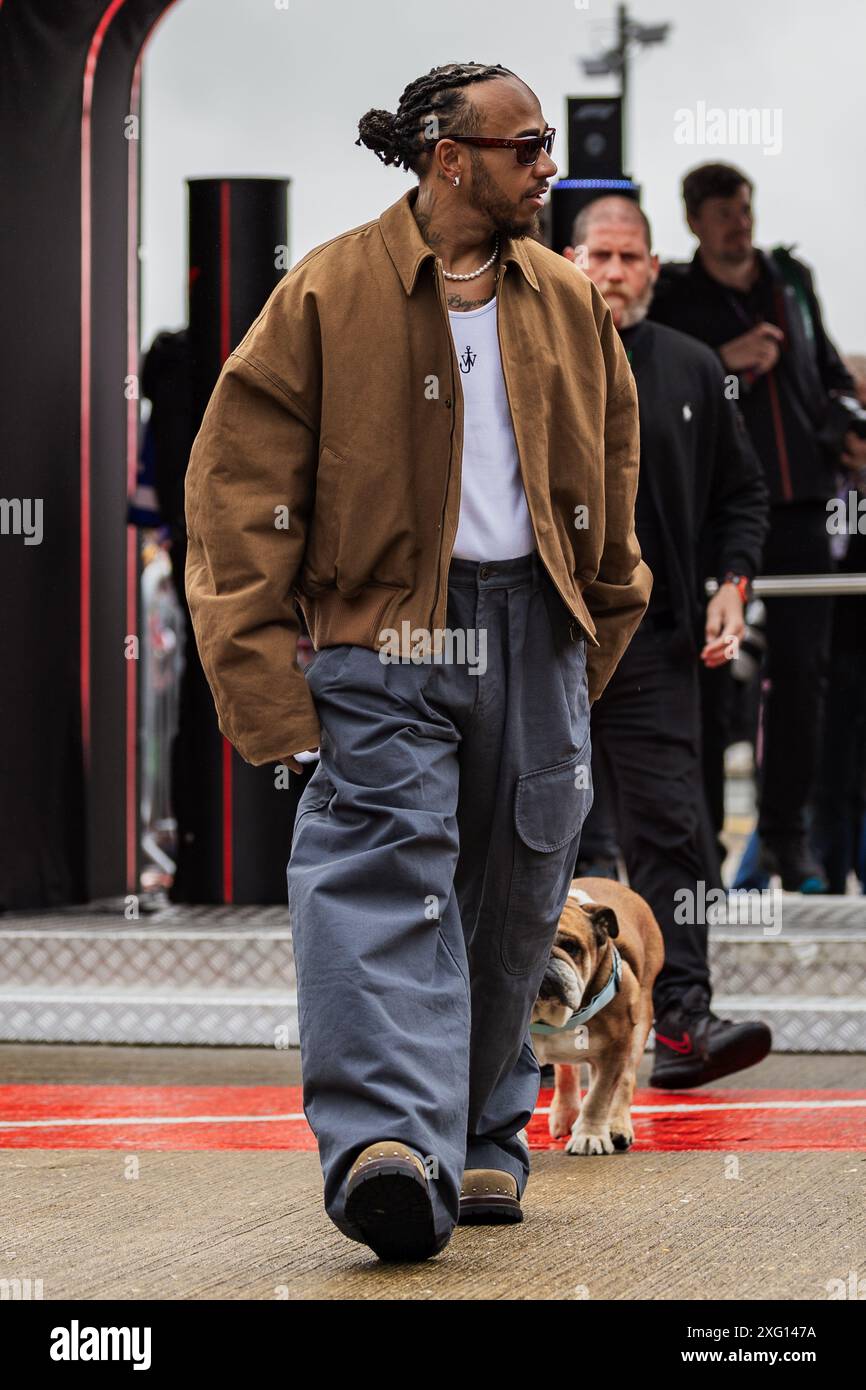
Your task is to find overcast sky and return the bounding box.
[142,0,865,353]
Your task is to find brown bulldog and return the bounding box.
[529,877,664,1155]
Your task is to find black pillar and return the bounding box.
[172,177,305,905]
[0,0,177,909]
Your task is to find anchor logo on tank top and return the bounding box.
[459,345,477,374]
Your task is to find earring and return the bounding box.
[452,175,460,187]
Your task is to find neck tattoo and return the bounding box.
[446,277,498,312]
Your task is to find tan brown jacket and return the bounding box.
[184,185,652,765]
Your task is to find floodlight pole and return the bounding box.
[617,3,629,168]
[581,4,672,172]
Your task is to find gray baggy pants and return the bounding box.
[287,550,593,1248]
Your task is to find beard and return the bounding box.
[600,277,655,330]
[464,150,536,240]
[718,236,754,265]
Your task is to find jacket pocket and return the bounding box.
[500,739,594,975]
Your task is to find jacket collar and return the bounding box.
[378,185,540,296]
[688,245,772,295]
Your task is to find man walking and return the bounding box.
[650,164,866,891]
[184,62,650,1261]
[567,195,772,1087]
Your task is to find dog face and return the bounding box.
[531,899,619,1030]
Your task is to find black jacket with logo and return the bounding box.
[649,249,854,506]
[620,318,768,653]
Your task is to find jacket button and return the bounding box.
[444,397,452,407]
[569,620,579,640]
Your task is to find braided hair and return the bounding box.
[355,61,517,175]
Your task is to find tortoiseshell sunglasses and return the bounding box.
[430,127,556,166]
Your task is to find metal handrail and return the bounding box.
[707,573,866,598]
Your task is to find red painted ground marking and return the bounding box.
[0,1085,315,1152]
[530,1088,866,1152]
[0,1085,864,1151]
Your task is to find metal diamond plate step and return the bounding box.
[0,895,864,1048]
[0,926,294,991]
[757,896,865,930]
[0,987,297,1047]
[706,996,866,1055]
[708,933,866,998]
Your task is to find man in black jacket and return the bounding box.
[649,163,866,890]
[566,195,772,1087]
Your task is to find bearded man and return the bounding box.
[184,64,650,1261]
[567,195,772,1091]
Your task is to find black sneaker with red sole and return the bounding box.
[650,985,772,1089]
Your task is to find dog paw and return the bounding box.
[565,1128,615,1156]
[610,1127,634,1151]
[608,1106,636,1150]
[549,1107,580,1139]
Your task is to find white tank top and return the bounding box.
[447,296,536,561]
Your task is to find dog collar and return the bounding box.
[530,943,623,1036]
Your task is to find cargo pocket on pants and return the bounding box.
[500,739,594,975]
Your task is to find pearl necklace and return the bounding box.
[442,234,500,281]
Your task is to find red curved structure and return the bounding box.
[0,0,181,907]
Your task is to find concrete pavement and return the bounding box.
[1,1045,863,1300]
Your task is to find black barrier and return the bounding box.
[0,0,308,907]
[175,176,305,905]
[0,0,177,909]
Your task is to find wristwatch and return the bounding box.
[720,571,751,603]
